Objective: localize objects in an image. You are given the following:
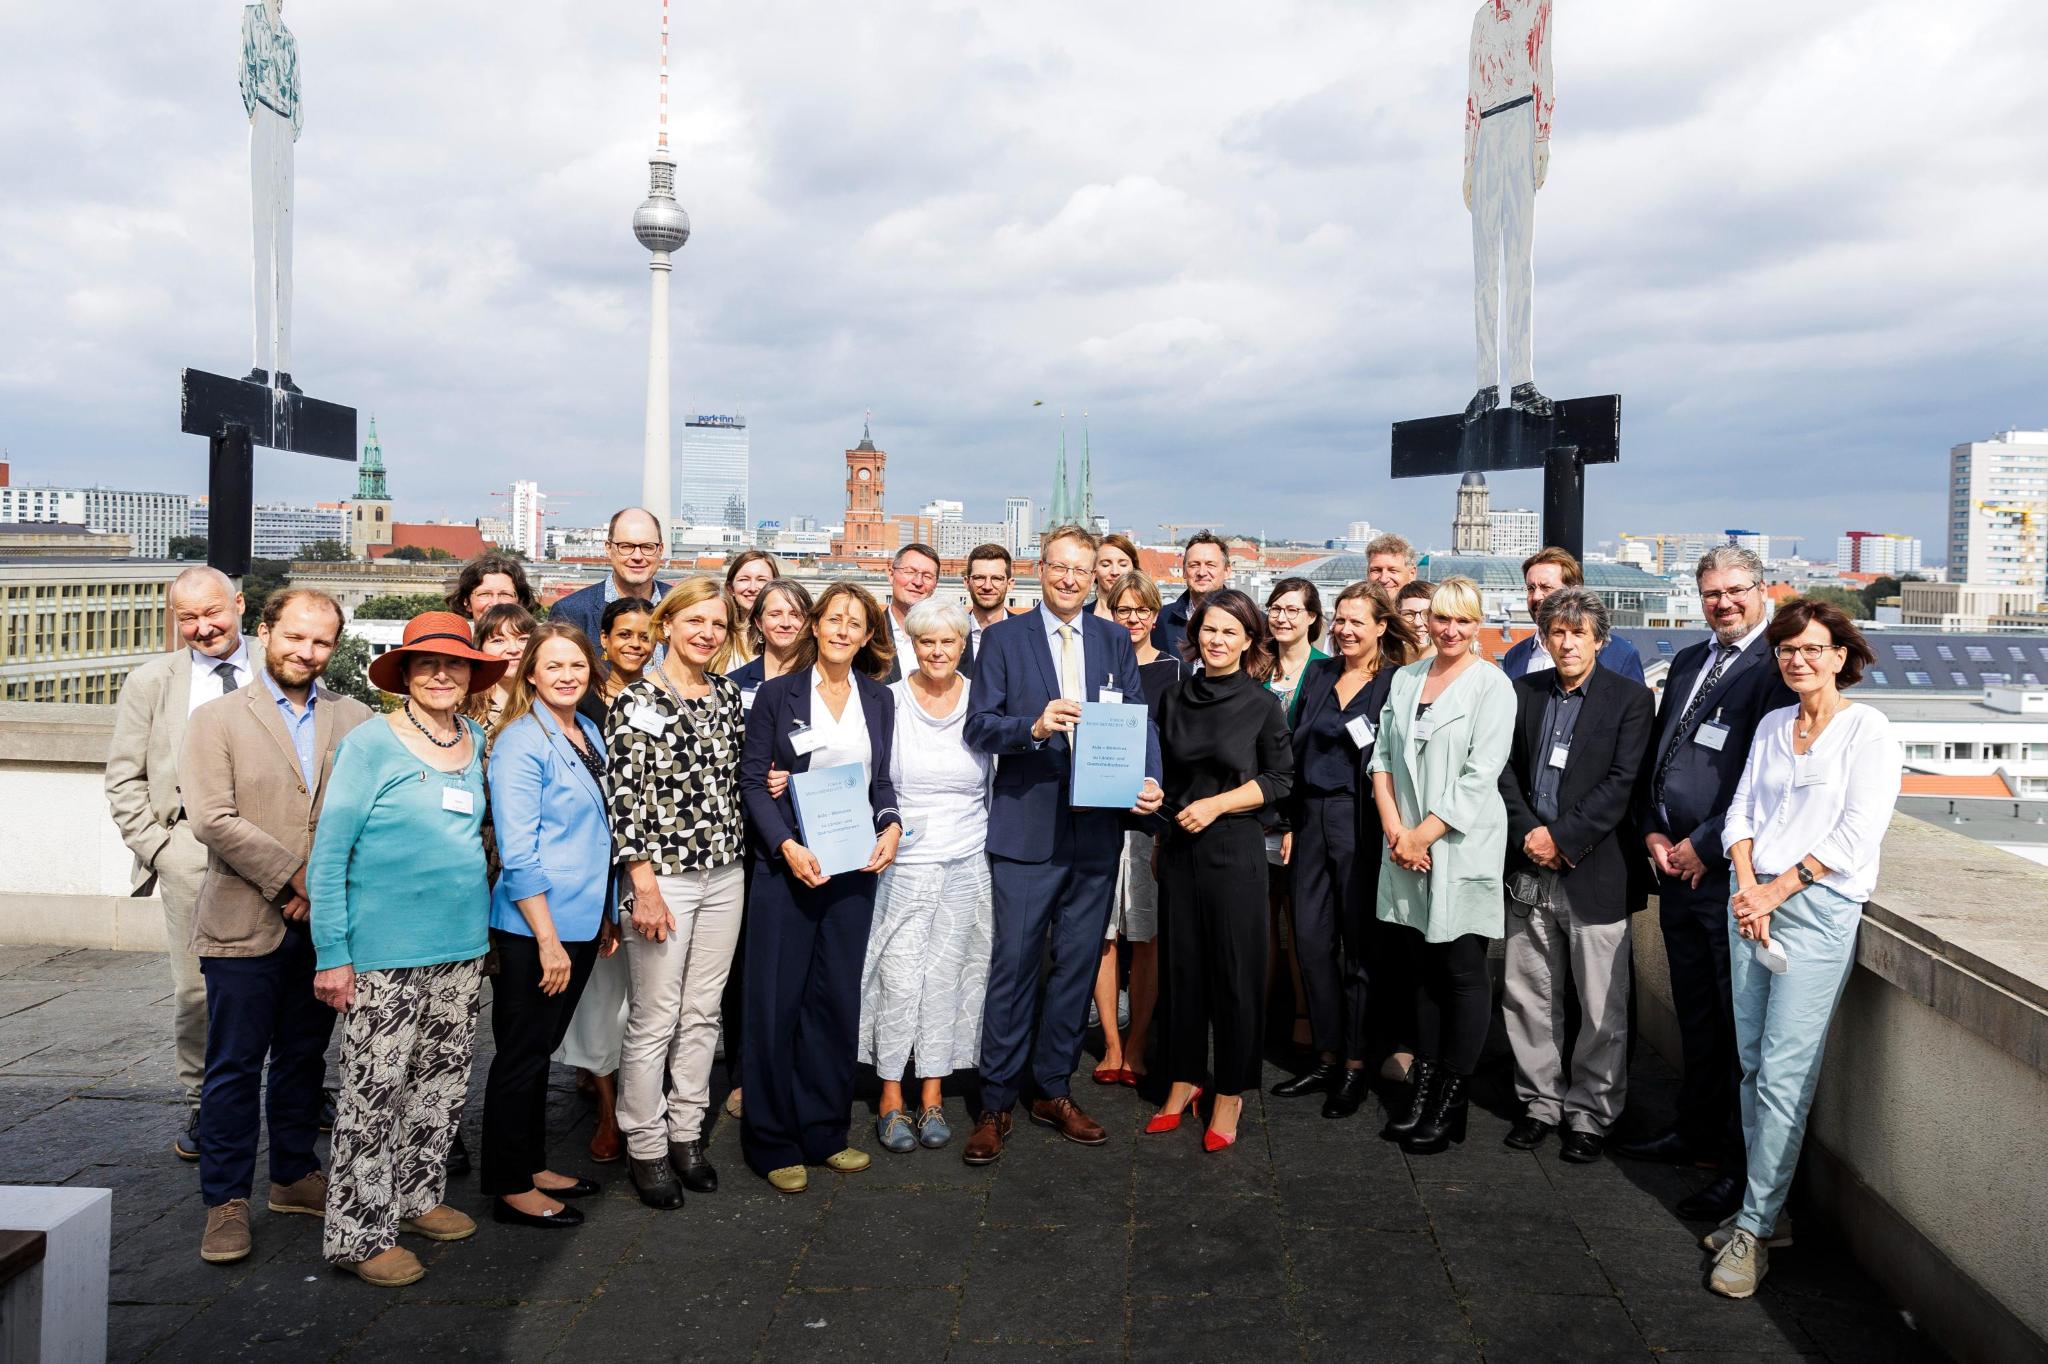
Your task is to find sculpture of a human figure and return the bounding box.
[1463,0,1552,423]
[241,0,302,393]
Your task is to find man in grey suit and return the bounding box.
[104,566,255,1159]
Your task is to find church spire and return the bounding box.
[1047,411,1073,527]
[355,415,388,500]
[1078,410,1094,527]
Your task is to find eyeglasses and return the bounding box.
[893,568,937,584]
[608,541,662,557]
[1700,582,1758,605]
[1112,606,1155,621]
[1773,644,1843,662]
[967,574,1010,587]
[1043,564,1092,583]
[1267,604,1310,619]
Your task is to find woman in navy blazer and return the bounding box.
[740,582,902,1192]
[481,623,614,1228]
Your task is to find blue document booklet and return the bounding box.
[1070,702,1146,809]
[790,763,875,877]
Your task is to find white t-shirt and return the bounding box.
[807,668,871,777]
[1723,703,1901,904]
[887,679,991,864]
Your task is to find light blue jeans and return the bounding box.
[1727,872,1862,1238]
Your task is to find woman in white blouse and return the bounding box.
[1709,598,1901,1300]
[856,598,994,1154]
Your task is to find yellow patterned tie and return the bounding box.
[1058,624,1083,702]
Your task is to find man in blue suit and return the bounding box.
[548,508,673,644]
[964,524,1163,1163]
[1500,548,1645,684]
[1615,546,1793,1221]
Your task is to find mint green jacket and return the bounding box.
[1368,657,1517,942]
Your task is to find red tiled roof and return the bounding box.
[367,523,488,560]
[1899,773,2013,798]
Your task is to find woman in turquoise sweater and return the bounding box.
[307,612,505,1288]
[1368,578,1516,1156]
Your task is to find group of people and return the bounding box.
[103,514,1901,1301]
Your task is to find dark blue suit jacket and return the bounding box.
[1502,632,1646,685]
[1635,632,1794,868]
[740,670,901,864]
[966,609,1161,864]
[1149,590,1196,663]
[549,577,673,647]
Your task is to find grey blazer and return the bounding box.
[103,639,255,886]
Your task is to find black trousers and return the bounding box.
[1657,871,1743,1164]
[1397,925,1491,1076]
[481,930,599,1196]
[197,923,333,1206]
[1160,818,1269,1096]
[1289,794,1378,1061]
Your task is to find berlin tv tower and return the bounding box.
[632,0,690,543]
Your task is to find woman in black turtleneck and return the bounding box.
[1145,589,1295,1153]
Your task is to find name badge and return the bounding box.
[1548,743,1570,770]
[1345,715,1376,748]
[441,786,475,815]
[1793,755,1829,788]
[1098,689,1124,706]
[740,687,758,714]
[628,705,667,736]
[1413,717,1439,743]
[790,721,824,757]
[1693,721,1730,752]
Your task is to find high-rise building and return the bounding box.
[1005,497,1034,556]
[1488,507,1540,559]
[345,416,394,559]
[1725,530,1774,563]
[634,2,690,541]
[1452,471,1491,554]
[833,422,893,558]
[0,483,189,559]
[506,480,546,556]
[1836,531,1923,577]
[676,414,748,532]
[0,559,180,703]
[190,499,347,559]
[937,520,1007,560]
[1948,429,2048,592]
[920,499,964,525]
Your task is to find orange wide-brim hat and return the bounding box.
[365,610,511,696]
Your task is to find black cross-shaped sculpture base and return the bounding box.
[1390,393,1620,561]
[180,367,356,578]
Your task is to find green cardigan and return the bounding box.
[1368,657,1517,942]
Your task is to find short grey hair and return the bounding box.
[1364,533,1416,567]
[1695,545,1764,585]
[1537,586,1610,643]
[169,565,237,605]
[904,597,972,641]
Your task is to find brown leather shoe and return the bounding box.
[267,1169,329,1217]
[1028,1096,1108,1145]
[962,1110,1012,1166]
[339,1246,427,1287]
[199,1199,252,1263]
[399,1203,477,1242]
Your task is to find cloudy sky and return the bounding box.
[2,1,2043,556]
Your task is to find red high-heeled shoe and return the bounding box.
[1143,1087,1203,1134]
[1202,1126,1238,1153]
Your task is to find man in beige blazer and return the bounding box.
[103,566,255,1158]
[181,587,373,1264]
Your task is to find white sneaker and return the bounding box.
[1702,1210,1792,1253]
[1708,1228,1767,1299]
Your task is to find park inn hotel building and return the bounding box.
[675,414,750,536]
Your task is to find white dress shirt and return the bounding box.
[1722,703,1901,903]
[1677,617,1768,720]
[1039,604,1088,701]
[187,641,253,714]
[807,667,870,777]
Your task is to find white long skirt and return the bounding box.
[856,855,993,1080]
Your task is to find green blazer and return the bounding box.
[1368,656,1517,942]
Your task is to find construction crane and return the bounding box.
[1616,533,1691,574]
[1156,521,1223,545]
[1976,500,2044,588]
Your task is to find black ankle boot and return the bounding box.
[1380,1059,1437,1142]
[1402,1070,1469,1155]
[1322,1068,1369,1119]
[1272,1062,1340,1098]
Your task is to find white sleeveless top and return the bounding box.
[887,679,992,864]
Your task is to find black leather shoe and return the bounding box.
[669,1139,718,1193]
[1463,385,1500,424]
[535,1176,599,1200]
[630,1156,683,1210]
[1401,1071,1469,1155]
[1380,1060,1437,1142]
[1273,1063,1340,1098]
[173,1108,200,1162]
[1559,1130,1604,1164]
[445,1131,471,1178]
[1321,1068,1369,1119]
[1504,1116,1554,1151]
[1677,1171,1743,1221]
[492,1198,584,1229]
[1612,1128,1709,1166]
[1509,381,1554,418]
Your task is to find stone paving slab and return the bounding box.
[0,946,1950,1362]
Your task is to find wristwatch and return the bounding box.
[1795,863,1817,887]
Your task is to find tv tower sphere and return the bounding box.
[634,149,691,254]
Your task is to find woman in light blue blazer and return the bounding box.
[1368,577,1516,1155]
[480,622,615,1230]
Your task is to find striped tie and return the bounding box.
[1652,642,1735,811]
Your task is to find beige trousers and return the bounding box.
[617,864,745,1159]
[154,825,212,1108]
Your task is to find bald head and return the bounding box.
[605,507,665,591]
[169,567,244,659]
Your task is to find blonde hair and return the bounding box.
[648,576,738,672]
[1107,570,1162,613]
[491,622,599,741]
[1428,575,1483,623]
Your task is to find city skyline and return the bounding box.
[2,5,2042,552]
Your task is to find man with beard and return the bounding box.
[963,542,1015,667]
[105,566,256,1159]
[179,589,374,1264]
